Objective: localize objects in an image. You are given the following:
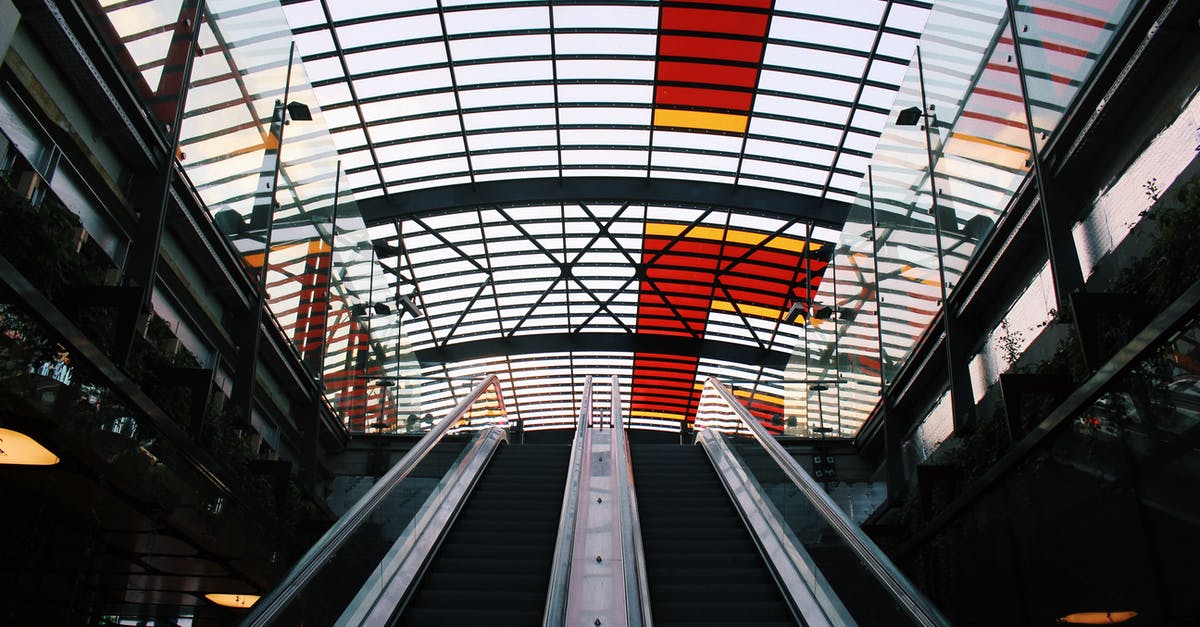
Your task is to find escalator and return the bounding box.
[396,442,570,626]
[631,439,797,626]
[248,375,947,627]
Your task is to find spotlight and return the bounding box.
[785,300,806,324]
[896,106,923,126]
[285,101,312,122]
[398,293,422,318]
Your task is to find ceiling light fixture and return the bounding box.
[205,593,260,609]
[1056,611,1138,624]
[0,428,60,465]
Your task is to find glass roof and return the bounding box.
[89,0,1139,435]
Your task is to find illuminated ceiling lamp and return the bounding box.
[1056,611,1138,624]
[0,428,60,465]
[205,593,261,609]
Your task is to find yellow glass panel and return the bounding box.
[653,108,748,133]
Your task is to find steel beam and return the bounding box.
[358,177,852,229]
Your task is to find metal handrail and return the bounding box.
[700,377,952,627]
[242,375,503,626]
[611,375,653,626]
[542,375,593,625]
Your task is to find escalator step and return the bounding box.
[396,444,568,626]
[632,443,796,625]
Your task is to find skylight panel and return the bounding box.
[557,84,653,104]
[776,0,885,25]
[559,107,651,126]
[375,137,464,163]
[829,172,867,195]
[886,2,933,32]
[562,148,646,168]
[451,34,551,61]
[739,158,827,187]
[302,57,346,82]
[355,67,452,97]
[314,83,353,109]
[322,106,362,130]
[293,29,335,56]
[651,151,739,175]
[369,115,462,144]
[758,70,859,103]
[765,46,868,80]
[653,129,743,153]
[282,1,326,29]
[346,170,381,191]
[560,128,650,147]
[748,119,843,147]
[333,148,375,172]
[336,14,441,48]
[874,30,922,59]
[770,16,877,51]
[444,6,551,34]
[554,33,657,56]
[755,95,847,125]
[553,5,659,29]
[472,150,559,172]
[454,60,554,87]
[556,59,655,81]
[463,108,555,132]
[346,43,446,74]
[381,155,469,182]
[469,129,557,151]
[360,93,458,122]
[459,85,555,110]
[850,108,888,131]
[866,57,910,85]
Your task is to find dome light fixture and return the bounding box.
[0,428,60,465]
[205,593,260,609]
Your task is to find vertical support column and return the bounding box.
[117,0,206,365]
[915,46,976,430]
[1003,0,1085,311]
[230,43,297,422]
[870,167,908,500]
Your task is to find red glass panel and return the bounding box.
[658,34,764,64]
[661,6,770,37]
[655,84,754,111]
[658,61,760,88]
[671,0,774,8]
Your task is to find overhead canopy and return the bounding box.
[91,0,1140,435]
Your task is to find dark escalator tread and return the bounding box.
[402,608,542,627]
[396,443,569,626]
[632,443,797,626]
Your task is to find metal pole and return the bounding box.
[231,41,297,420]
[916,45,973,429]
[1002,0,1083,311]
[119,0,206,364]
[870,166,907,500]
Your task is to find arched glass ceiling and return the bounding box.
[281,0,930,201]
[87,0,1140,436]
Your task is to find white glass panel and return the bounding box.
[557,59,654,81]
[459,84,556,110]
[444,6,550,34]
[336,14,442,47]
[553,5,658,29]
[451,34,552,61]
[554,33,657,56]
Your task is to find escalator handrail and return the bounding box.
[542,375,593,625]
[701,377,952,627]
[243,375,503,626]
[611,375,653,627]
